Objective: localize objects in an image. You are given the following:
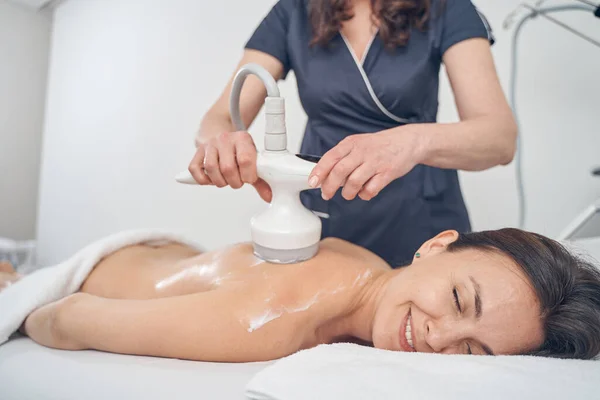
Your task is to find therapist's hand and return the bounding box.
[308,129,422,201]
[188,131,272,202]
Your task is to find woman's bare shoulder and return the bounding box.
[318,237,391,271]
[223,237,390,274]
[280,237,390,304]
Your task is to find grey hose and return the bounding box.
[229,63,280,131]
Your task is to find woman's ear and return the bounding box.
[413,230,459,260]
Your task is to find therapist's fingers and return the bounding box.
[235,133,259,184]
[320,154,363,200]
[341,163,375,201]
[204,144,227,188]
[358,172,392,201]
[252,178,273,203]
[188,144,212,185]
[217,133,243,189]
[308,136,354,189]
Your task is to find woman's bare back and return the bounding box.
[82,237,390,301]
[22,237,391,362]
[80,238,390,347]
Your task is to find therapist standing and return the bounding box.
[188,0,517,267]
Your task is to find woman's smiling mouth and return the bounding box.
[399,308,416,352]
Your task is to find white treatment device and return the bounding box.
[175,63,322,264]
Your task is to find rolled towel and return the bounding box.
[245,342,600,400]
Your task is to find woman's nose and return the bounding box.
[425,317,470,354]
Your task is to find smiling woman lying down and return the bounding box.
[4,228,600,361]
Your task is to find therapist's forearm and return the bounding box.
[407,115,517,171]
[195,110,236,147]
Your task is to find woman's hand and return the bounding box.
[308,129,422,201]
[0,262,20,292]
[188,131,272,202]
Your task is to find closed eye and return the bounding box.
[453,287,462,313]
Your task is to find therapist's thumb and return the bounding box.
[252,179,272,203]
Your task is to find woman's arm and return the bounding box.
[408,38,518,171]
[26,289,304,362]
[308,38,518,201]
[196,49,285,146]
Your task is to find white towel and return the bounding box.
[0,229,203,345]
[245,343,600,400]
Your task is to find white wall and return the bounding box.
[449,1,600,237]
[36,0,600,264]
[0,0,51,240]
[36,0,308,264]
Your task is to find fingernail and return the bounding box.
[321,192,329,201]
[309,176,319,188]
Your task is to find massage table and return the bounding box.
[2,234,600,399]
[2,336,600,400]
[0,335,272,399]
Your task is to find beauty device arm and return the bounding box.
[176,64,322,263]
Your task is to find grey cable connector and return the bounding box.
[264,97,287,151]
[229,63,287,152]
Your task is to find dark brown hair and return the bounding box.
[448,228,600,360]
[308,0,433,49]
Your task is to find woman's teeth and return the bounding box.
[405,315,414,349]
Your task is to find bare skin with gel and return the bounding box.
[9,230,548,363]
[81,239,379,338]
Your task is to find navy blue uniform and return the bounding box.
[246,0,489,267]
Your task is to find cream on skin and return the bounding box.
[153,250,267,291]
[155,263,219,290]
[242,269,373,333]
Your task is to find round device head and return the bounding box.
[253,243,319,264]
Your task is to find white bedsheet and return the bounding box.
[4,338,600,400]
[0,336,272,400]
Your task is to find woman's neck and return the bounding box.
[319,268,403,343]
[352,0,371,5]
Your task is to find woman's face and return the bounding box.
[372,231,545,355]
